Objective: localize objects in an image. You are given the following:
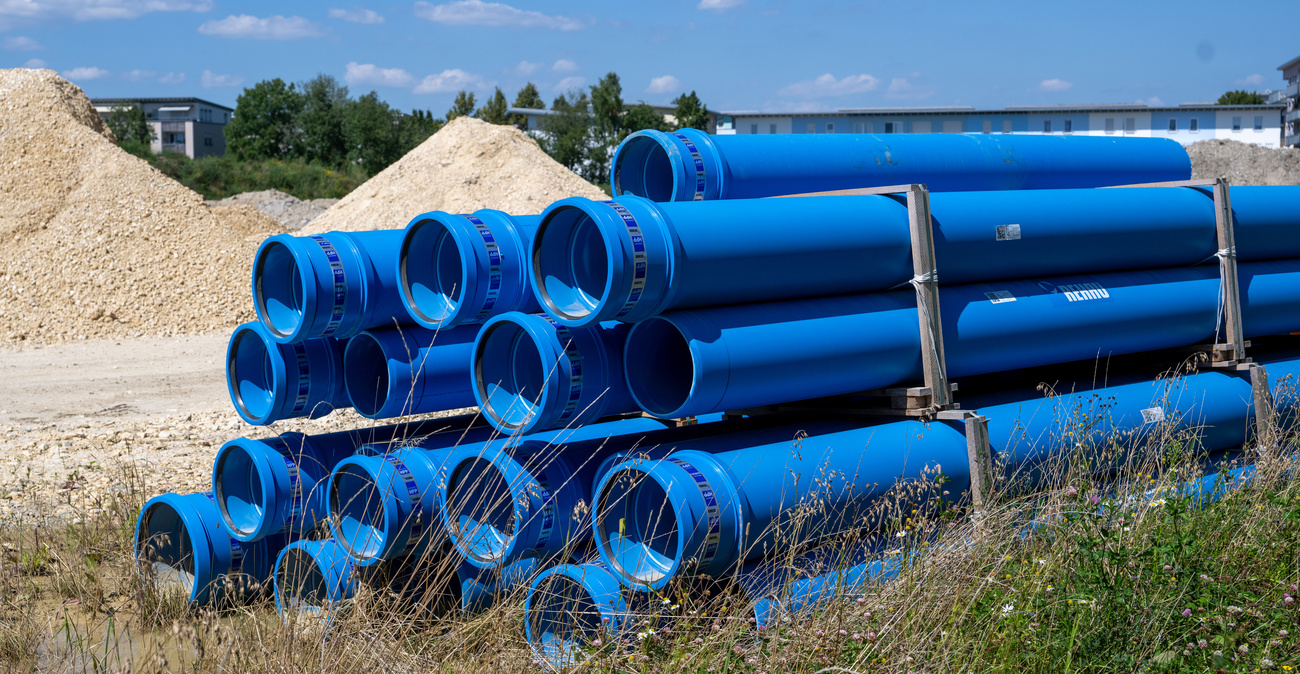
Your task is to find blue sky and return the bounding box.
[1,0,1293,115]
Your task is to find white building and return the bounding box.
[1278,55,1300,147]
[716,103,1284,148]
[90,97,233,158]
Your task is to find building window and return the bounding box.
[1002,119,1012,133]
[826,122,834,133]
[1255,116,1264,131]
[1043,120,1052,133]
[982,120,992,134]
[1124,117,1135,134]
[751,123,758,134]
[1190,117,1199,132]
[1233,116,1242,132]
[913,121,931,133]
[806,122,815,134]
[884,122,895,134]
[854,122,865,133]
[204,135,213,147]
[1105,118,1115,134]
[1168,118,1177,132]
[770,123,776,134]
[1063,119,1073,133]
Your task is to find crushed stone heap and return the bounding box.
[301,116,608,234]
[205,189,338,231]
[1187,138,1300,186]
[0,68,282,346]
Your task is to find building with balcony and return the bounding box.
[1278,55,1300,147]
[716,102,1284,148]
[90,97,233,158]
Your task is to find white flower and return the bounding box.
[661,598,672,605]
[1001,603,1014,616]
[896,530,907,538]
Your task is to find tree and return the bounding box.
[297,74,350,166]
[539,90,592,179]
[672,90,710,131]
[587,72,625,184]
[105,102,155,155]
[1217,90,1266,105]
[343,91,402,174]
[623,102,670,134]
[509,82,544,128]
[475,87,509,124]
[447,91,476,121]
[225,78,304,160]
[397,109,444,154]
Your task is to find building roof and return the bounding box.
[89,97,233,112]
[1279,54,1300,71]
[720,103,1283,117]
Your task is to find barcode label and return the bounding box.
[985,290,1016,303]
[996,224,1021,241]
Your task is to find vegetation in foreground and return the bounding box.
[142,153,367,202]
[0,396,1296,673]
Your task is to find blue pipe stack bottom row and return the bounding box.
[131,131,1300,668]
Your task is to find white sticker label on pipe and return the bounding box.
[985,290,1016,304]
[996,224,1021,241]
[1140,407,1166,424]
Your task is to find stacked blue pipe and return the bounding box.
[225,321,347,425]
[342,325,478,419]
[611,130,1192,201]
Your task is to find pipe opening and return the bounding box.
[401,220,464,325]
[624,318,694,417]
[596,469,679,584]
[228,328,275,422]
[446,458,515,564]
[214,444,264,537]
[535,206,608,321]
[276,547,331,612]
[254,241,305,338]
[330,464,385,560]
[344,333,390,418]
[475,321,546,429]
[528,573,605,661]
[615,134,675,202]
[137,502,197,590]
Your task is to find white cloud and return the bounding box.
[509,60,542,77]
[201,69,244,88]
[22,57,47,68]
[0,0,211,23]
[1138,96,1165,106]
[197,14,324,40]
[551,58,577,72]
[1038,78,1072,92]
[328,7,384,24]
[413,68,490,94]
[778,73,880,98]
[160,71,186,84]
[698,0,743,9]
[646,75,680,95]
[122,69,157,81]
[1235,73,1265,87]
[3,35,42,50]
[885,77,935,100]
[553,75,585,92]
[344,62,414,88]
[63,66,108,80]
[413,0,587,30]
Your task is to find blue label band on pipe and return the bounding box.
[381,454,424,556]
[601,201,647,318]
[672,133,707,201]
[542,316,584,423]
[308,235,348,337]
[267,439,304,527]
[290,342,311,413]
[464,214,503,324]
[203,491,245,573]
[668,459,721,569]
[531,476,556,551]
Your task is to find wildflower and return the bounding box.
[896,530,907,538]
[693,638,703,645]
[866,632,878,642]
[661,598,672,605]
[1046,585,1054,592]
[1163,565,1172,571]
[1284,594,1294,605]
[1123,526,1131,532]
[1064,485,1078,497]
[731,645,744,656]
[1238,643,1249,654]
[1213,650,1223,657]
[1279,630,1289,637]
[1036,558,1046,566]
[1262,659,1274,669]
[1089,494,1101,505]
[1001,603,1014,616]
[592,639,602,647]
[856,597,866,605]
[1182,609,1193,617]
[1200,574,1211,582]
[1150,498,1166,507]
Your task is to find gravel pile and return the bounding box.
[0,69,283,347]
[1187,139,1300,185]
[206,189,338,231]
[302,116,607,234]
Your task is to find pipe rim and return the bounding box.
[226,323,285,425]
[593,464,685,590]
[274,540,349,617]
[623,317,697,418]
[531,201,618,325]
[444,455,521,566]
[612,131,683,202]
[327,458,398,564]
[472,314,561,433]
[343,331,393,419]
[253,237,313,342]
[213,439,278,541]
[399,214,471,328]
[134,493,214,604]
[524,564,625,669]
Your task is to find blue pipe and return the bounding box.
[611,129,1192,202]
[593,418,970,592]
[525,562,629,670]
[134,492,287,604]
[225,321,347,425]
[624,260,1300,419]
[460,557,540,615]
[440,415,759,570]
[472,312,638,434]
[531,187,1300,327]
[273,537,357,617]
[342,325,478,419]
[212,417,495,543]
[252,229,409,343]
[397,210,542,330]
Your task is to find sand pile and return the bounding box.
[0,69,282,346]
[206,189,338,231]
[1187,139,1300,185]
[302,116,607,234]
